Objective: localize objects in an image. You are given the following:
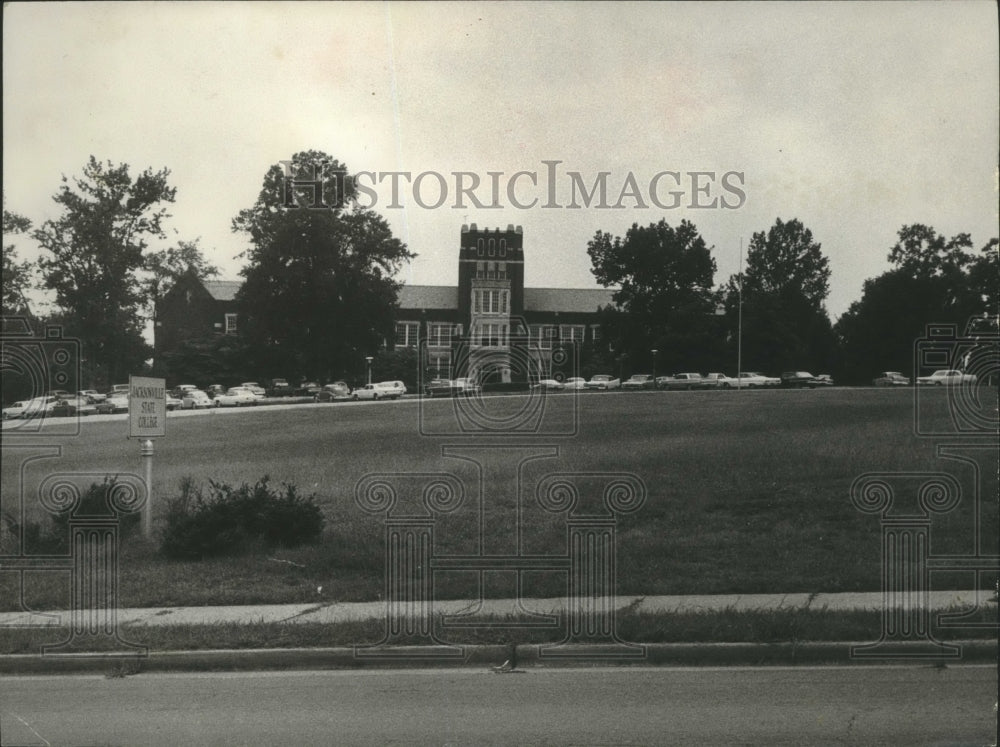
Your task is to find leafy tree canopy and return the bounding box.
[33,157,175,383]
[740,217,830,311]
[233,151,414,383]
[144,238,219,309]
[2,204,34,315]
[587,219,721,372]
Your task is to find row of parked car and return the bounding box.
[527,371,835,392]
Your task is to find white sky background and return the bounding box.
[3,1,998,321]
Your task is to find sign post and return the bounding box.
[128,376,166,538]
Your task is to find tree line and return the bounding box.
[3,150,996,397]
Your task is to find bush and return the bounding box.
[160,476,325,560]
[21,478,141,554]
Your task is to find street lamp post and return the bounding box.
[651,349,658,386]
[365,356,373,385]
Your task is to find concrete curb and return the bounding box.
[1,640,995,675]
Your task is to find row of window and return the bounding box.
[471,237,509,258]
[394,322,600,349]
[474,261,507,280]
[473,288,510,314]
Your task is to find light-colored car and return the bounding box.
[78,389,107,403]
[873,371,910,387]
[701,373,737,389]
[165,394,183,410]
[531,378,565,391]
[622,374,655,390]
[585,375,621,390]
[563,377,588,390]
[738,372,780,388]
[214,387,259,407]
[181,389,214,409]
[812,374,835,387]
[452,377,482,395]
[1,397,57,420]
[96,393,129,414]
[352,383,389,401]
[240,382,267,397]
[376,380,407,397]
[916,369,977,386]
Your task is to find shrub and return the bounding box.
[21,478,141,554]
[160,476,325,560]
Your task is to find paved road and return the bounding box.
[2,665,995,745]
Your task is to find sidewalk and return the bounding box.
[1,590,994,629]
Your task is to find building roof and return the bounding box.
[397,285,459,310]
[523,287,616,313]
[202,280,242,302]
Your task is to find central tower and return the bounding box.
[457,224,526,383]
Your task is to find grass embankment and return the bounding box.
[2,388,996,611]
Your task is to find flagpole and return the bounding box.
[737,237,743,391]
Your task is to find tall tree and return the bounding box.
[724,218,836,373]
[587,219,721,373]
[2,206,34,317]
[33,157,175,384]
[836,225,995,383]
[233,151,414,383]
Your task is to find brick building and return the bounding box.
[154,224,614,382]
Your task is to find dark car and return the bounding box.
[267,378,293,397]
[424,379,460,397]
[780,371,819,388]
[295,381,322,396]
[315,382,352,402]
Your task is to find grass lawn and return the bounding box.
[2,388,997,610]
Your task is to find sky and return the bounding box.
[3,1,998,322]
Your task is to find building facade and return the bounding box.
[394,224,614,382]
[154,225,615,383]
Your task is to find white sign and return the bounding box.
[129,375,166,438]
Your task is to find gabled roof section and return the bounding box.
[398,285,458,310]
[202,280,242,302]
[523,287,616,313]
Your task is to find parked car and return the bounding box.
[78,389,107,403]
[352,383,399,401]
[585,374,621,391]
[657,373,704,390]
[315,381,352,402]
[240,382,266,397]
[2,400,30,420]
[181,389,214,409]
[171,385,199,399]
[295,381,322,396]
[812,374,834,387]
[95,393,129,414]
[2,396,59,420]
[424,379,459,398]
[205,384,226,399]
[621,374,655,390]
[873,371,910,387]
[376,380,408,398]
[267,378,293,397]
[780,371,819,388]
[701,373,737,389]
[916,369,977,386]
[51,396,97,417]
[737,372,780,388]
[165,393,183,410]
[563,377,588,390]
[110,384,130,395]
[215,387,259,407]
[531,379,565,391]
[452,377,482,395]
